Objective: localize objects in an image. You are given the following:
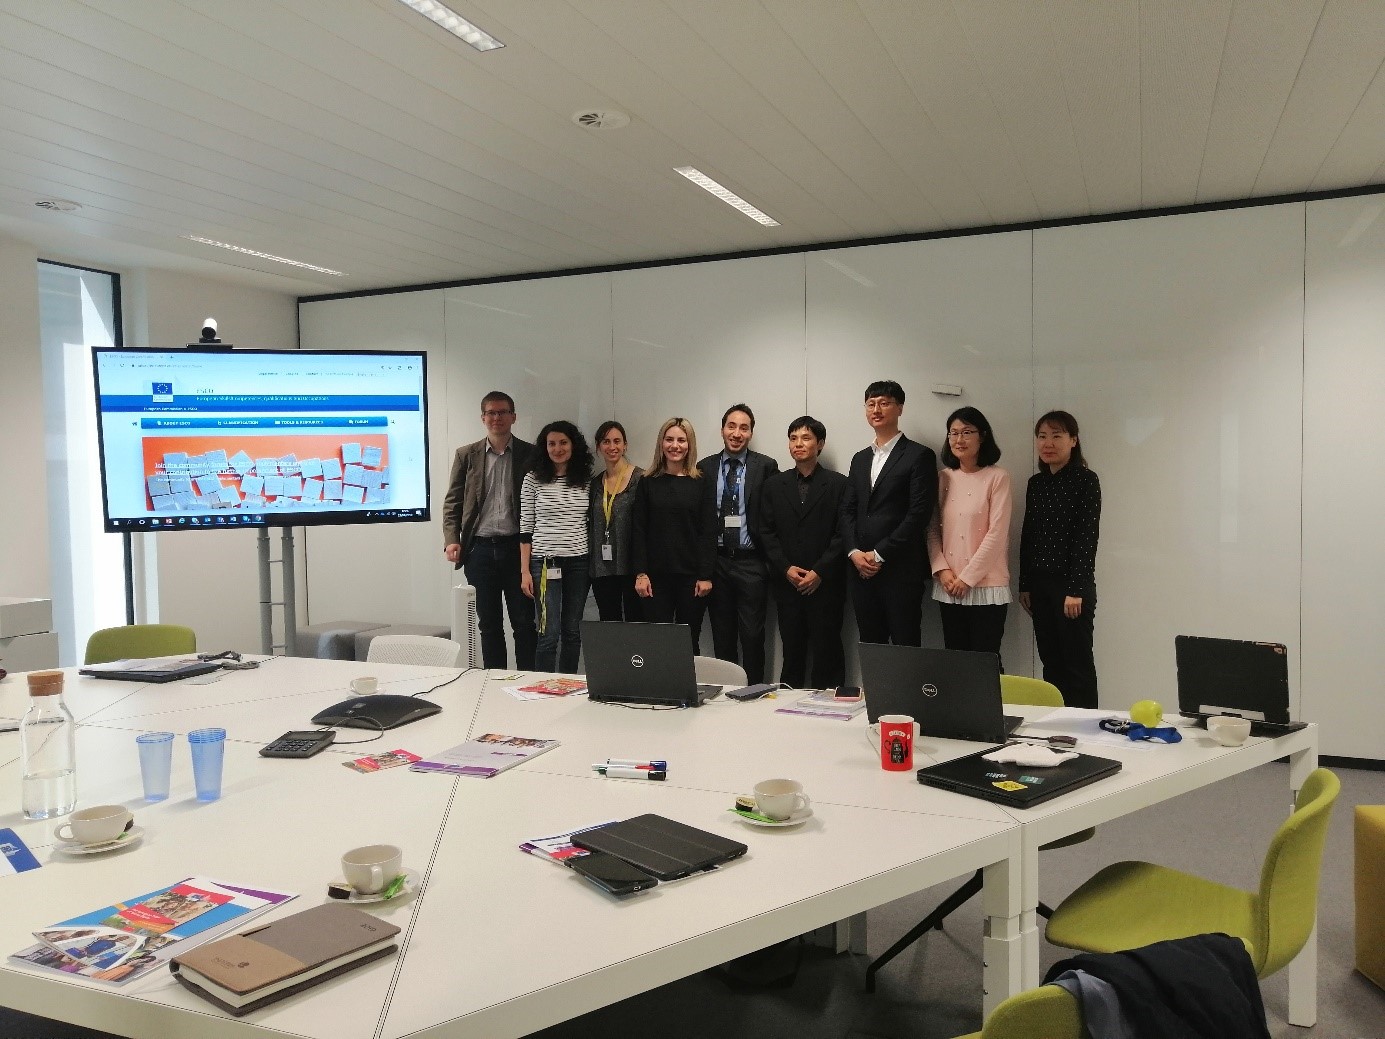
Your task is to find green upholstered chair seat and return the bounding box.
[1045,768,1339,980]
[84,624,197,665]
[1044,861,1257,958]
[953,984,1082,1039]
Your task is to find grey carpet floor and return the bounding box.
[4,763,1383,1038]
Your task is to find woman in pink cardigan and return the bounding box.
[926,406,1012,659]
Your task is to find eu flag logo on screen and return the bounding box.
[151,381,173,402]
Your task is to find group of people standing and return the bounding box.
[441,381,1101,708]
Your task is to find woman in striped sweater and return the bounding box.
[520,420,594,673]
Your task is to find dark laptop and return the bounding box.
[572,813,748,880]
[916,746,1122,808]
[859,643,1022,744]
[1175,635,1307,736]
[78,657,220,683]
[582,621,721,708]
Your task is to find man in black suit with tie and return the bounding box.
[839,381,937,646]
[756,416,848,689]
[699,404,779,683]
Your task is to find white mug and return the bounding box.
[350,676,378,696]
[1208,716,1252,747]
[54,805,133,845]
[753,779,810,821]
[342,844,403,895]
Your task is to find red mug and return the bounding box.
[879,714,914,771]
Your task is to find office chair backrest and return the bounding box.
[1254,766,1340,976]
[968,984,1082,1039]
[693,655,748,687]
[1000,674,1065,708]
[84,624,197,665]
[366,634,464,668]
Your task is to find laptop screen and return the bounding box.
[1175,635,1291,723]
[581,621,704,708]
[858,643,1010,744]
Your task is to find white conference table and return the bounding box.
[0,660,1318,1037]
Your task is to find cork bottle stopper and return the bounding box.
[27,671,64,696]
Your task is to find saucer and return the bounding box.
[54,826,145,855]
[733,807,813,829]
[335,867,420,904]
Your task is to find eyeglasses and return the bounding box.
[947,428,980,440]
[482,409,514,418]
[864,399,898,412]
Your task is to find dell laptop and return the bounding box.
[859,643,1022,744]
[1175,635,1306,735]
[917,746,1122,808]
[582,621,721,708]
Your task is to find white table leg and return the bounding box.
[1286,741,1320,1027]
[981,846,1032,1016]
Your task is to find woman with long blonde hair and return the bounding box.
[631,417,717,649]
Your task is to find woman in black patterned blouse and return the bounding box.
[1018,410,1101,708]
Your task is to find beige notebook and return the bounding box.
[170,903,399,1016]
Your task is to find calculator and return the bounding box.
[259,730,336,758]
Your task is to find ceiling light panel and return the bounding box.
[673,167,780,227]
[182,236,346,276]
[397,0,505,51]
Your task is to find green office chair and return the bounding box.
[1045,767,1340,978]
[84,624,197,665]
[953,984,1083,1039]
[866,675,1096,992]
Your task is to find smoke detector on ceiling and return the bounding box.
[572,109,630,130]
[34,198,82,212]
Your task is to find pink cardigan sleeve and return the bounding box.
[926,471,948,576]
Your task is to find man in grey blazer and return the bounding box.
[442,390,537,669]
[699,403,779,684]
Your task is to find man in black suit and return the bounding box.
[839,381,937,646]
[756,416,848,689]
[699,404,779,683]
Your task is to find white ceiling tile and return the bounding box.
[1194,0,1326,203]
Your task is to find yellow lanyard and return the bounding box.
[602,465,627,529]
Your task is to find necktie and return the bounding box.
[721,457,742,549]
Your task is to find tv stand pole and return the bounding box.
[257,528,299,656]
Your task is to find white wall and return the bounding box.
[300,194,1385,761]
[1303,195,1385,760]
[0,233,48,599]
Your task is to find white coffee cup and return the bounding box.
[342,844,403,895]
[1208,716,1252,747]
[753,779,810,821]
[54,805,133,845]
[350,676,378,696]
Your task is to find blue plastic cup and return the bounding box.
[187,728,227,802]
[136,732,175,802]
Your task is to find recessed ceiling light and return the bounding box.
[181,236,346,277]
[396,0,504,51]
[672,167,780,227]
[34,198,82,212]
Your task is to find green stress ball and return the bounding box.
[1130,699,1164,727]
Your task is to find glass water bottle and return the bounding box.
[21,670,77,820]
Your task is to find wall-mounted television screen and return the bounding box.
[92,347,430,532]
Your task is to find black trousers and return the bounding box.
[641,571,706,653]
[463,535,536,670]
[850,564,925,647]
[1027,578,1098,708]
[774,580,846,689]
[707,553,769,684]
[592,574,641,622]
[938,602,1008,665]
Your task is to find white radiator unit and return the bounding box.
[451,583,482,668]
